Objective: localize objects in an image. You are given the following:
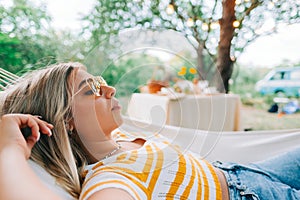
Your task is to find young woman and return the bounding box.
[0,62,299,200]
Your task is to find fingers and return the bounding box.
[18,114,53,141]
[26,135,38,150]
[1,114,54,141]
[0,114,54,159]
[33,115,54,134]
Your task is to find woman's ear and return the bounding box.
[66,119,75,133]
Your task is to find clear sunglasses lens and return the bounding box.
[86,76,107,96]
[96,76,107,86]
[87,78,101,96]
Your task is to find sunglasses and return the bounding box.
[86,76,108,96]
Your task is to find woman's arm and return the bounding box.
[0,114,63,200]
[0,146,64,200]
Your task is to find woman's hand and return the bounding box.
[0,114,53,159]
[0,114,64,200]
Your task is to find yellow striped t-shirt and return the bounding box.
[80,131,222,200]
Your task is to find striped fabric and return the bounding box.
[80,131,222,200]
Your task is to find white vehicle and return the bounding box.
[255,67,300,97]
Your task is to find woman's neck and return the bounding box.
[87,139,121,164]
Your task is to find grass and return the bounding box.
[241,105,300,130]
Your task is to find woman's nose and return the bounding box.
[101,85,116,99]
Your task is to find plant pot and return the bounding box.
[147,80,169,94]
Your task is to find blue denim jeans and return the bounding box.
[213,147,300,200]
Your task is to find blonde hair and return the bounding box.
[1,62,87,198]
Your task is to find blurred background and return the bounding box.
[1,0,300,130]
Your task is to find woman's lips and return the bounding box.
[111,105,122,110]
[112,104,122,111]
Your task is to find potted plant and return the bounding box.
[147,66,169,94]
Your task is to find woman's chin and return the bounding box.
[113,114,124,127]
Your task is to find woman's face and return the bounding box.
[70,68,123,146]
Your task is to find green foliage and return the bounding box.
[230,65,266,107]
[168,54,197,81]
[0,0,51,39]
[0,0,94,74]
[0,33,22,72]
[50,31,90,63]
[85,53,162,97]
[231,66,262,91]
[0,0,58,74]
[81,0,300,93]
[0,32,58,74]
[82,0,300,61]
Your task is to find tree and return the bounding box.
[0,33,23,72]
[82,0,300,92]
[0,0,57,74]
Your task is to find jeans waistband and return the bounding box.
[212,161,260,200]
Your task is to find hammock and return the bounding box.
[1,68,300,199]
[0,68,19,90]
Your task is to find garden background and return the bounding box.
[1,0,300,130]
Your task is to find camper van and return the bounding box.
[255,67,300,97]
